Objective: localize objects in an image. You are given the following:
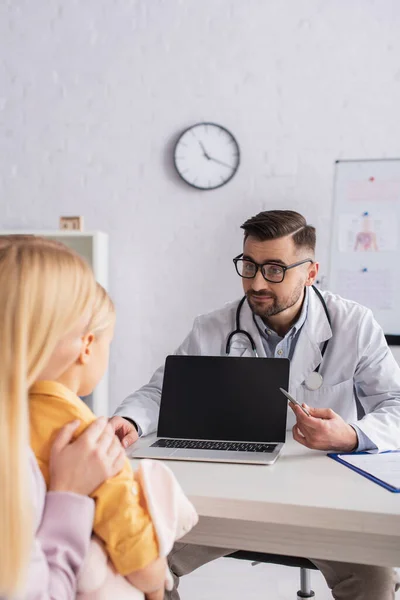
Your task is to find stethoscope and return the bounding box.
[225,285,332,391]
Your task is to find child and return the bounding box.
[29,271,197,599]
[29,280,169,596]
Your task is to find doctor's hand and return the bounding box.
[109,415,139,448]
[290,403,358,452]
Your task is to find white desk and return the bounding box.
[130,433,400,567]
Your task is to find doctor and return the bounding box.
[112,210,400,600]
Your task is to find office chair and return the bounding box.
[229,551,317,599]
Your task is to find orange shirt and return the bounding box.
[29,381,158,575]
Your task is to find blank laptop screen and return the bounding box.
[157,355,289,443]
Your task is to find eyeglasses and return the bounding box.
[233,254,313,283]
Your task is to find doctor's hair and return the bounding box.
[87,282,115,335]
[241,210,316,254]
[0,239,96,597]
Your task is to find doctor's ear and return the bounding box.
[305,261,319,286]
[78,332,95,365]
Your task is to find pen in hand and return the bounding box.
[279,388,311,417]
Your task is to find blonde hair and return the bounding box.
[0,239,97,596]
[0,234,36,247]
[87,282,115,335]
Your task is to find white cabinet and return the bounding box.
[0,231,109,416]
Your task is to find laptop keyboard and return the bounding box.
[151,439,277,453]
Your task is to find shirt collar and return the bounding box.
[29,380,81,406]
[255,286,309,339]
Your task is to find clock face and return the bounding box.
[174,122,240,190]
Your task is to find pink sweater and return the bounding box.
[1,451,95,600]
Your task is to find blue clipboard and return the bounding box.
[328,452,400,493]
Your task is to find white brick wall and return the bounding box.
[1,0,400,409]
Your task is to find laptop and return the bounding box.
[131,355,290,465]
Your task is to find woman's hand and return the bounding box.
[49,417,126,495]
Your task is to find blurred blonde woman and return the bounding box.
[0,239,166,600]
[0,238,127,600]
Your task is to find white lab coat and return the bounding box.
[115,289,400,452]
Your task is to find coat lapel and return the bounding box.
[289,288,332,393]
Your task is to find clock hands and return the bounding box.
[208,156,234,169]
[199,141,210,160]
[198,141,233,169]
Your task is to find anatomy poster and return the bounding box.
[338,212,398,253]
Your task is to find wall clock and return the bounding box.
[174,122,240,190]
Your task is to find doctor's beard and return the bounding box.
[246,282,304,320]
